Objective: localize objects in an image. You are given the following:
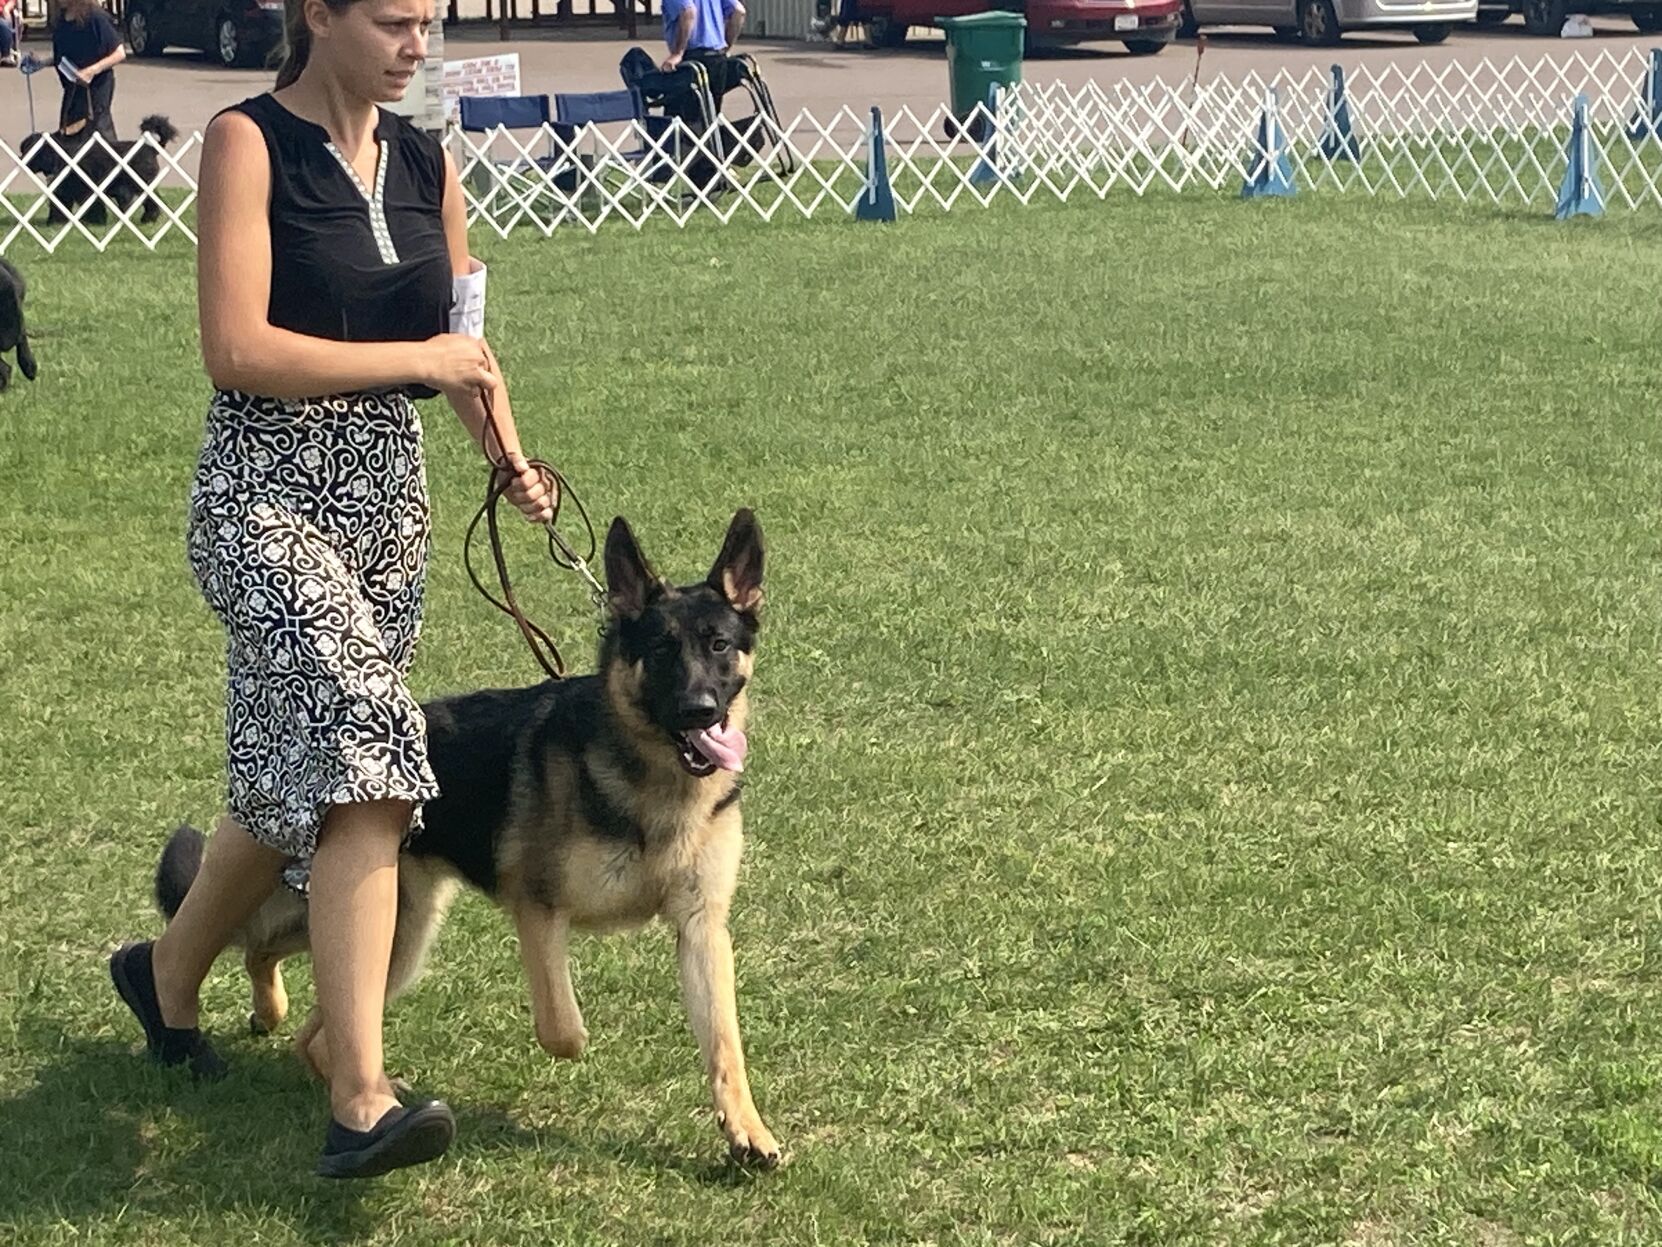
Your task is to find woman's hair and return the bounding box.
[274,0,359,90]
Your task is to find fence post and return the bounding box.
[970,84,999,188]
[1626,47,1662,142]
[1241,86,1296,198]
[1319,64,1361,163]
[855,105,897,222]
[1555,92,1605,220]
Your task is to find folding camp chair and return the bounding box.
[618,48,794,185]
[456,94,580,221]
[553,88,678,190]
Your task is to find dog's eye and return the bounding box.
[710,637,731,654]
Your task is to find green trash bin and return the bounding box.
[937,10,1026,141]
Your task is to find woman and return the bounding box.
[107,0,554,1180]
[50,0,124,140]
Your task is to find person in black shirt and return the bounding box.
[105,0,554,1180]
[46,0,124,139]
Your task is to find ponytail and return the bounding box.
[275,0,361,89]
[274,0,311,89]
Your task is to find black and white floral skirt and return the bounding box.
[186,389,440,892]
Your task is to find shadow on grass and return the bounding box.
[0,1020,760,1239]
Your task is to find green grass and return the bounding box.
[6,193,1662,1244]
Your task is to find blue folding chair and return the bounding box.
[554,88,676,186]
[456,94,579,207]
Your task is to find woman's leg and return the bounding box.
[307,798,409,1130]
[150,816,286,1027]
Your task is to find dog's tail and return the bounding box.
[139,114,179,148]
[154,823,206,920]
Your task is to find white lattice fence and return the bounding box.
[0,128,200,253]
[8,48,1662,252]
[1002,47,1662,207]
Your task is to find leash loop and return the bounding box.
[463,381,608,678]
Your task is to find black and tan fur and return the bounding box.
[154,509,780,1166]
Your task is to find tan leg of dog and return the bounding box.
[293,1009,408,1101]
[676,914,780,1167]
[514,905,587,1060]
[246,951,289,1035]
[294,1007,329,1082]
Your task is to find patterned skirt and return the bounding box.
[186,389,440,891]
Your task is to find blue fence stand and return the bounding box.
[1241,87,1297,198]
[1626,47,1662,141]
[1319,64,1362,163]
[970,84,1000,188]
[856,105,897,222]
[1555,92,1605,220]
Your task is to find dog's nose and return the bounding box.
[677,694,720,730]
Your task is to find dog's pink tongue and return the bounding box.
[690,721,747,773]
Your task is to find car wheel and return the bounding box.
[1179,0,1199,37]
[1634,2,1662,31]
[215,14,256,67]
[127,4,163,57]
[1122,37,1167,53]
[864,15,907,47]
[1297,0,1341,45]
[1413,21,1452,41]
[1521,0,1565,34]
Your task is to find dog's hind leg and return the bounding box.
[294,1006,329,1080]
[246,950,289,1035]
[16,333,35,382]
[514,903,587,1060]
[0,356,12,392]
[294,1008,413,1101]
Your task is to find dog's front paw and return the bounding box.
[536,1022,588,1061]
[719,1109,782,1169]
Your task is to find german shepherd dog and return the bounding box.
[153,509,781,1166]
[22,114,179,227]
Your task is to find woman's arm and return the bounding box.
[197,111,492,401]
[78,41,124,81]
[438,148,554,523]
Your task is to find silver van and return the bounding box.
[1180,0,1477,44]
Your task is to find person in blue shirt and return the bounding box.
[661,0,744,74]
[659,0,749,189]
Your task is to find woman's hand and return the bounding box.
[421,333,495,396]
[499,452,557,525]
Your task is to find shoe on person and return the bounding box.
[316,1101,457,1179]
[109,941,228,1082]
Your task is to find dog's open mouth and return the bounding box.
[675,717,747,777]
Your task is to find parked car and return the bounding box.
[855,0,1183,55]
[1179,0,1477,44]
[1475,0,1662,33]
[124,0,284,69]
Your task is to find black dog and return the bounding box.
[22,114,179,227]
[0,258,37,390]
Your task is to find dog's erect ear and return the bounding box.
[604,516,662,619]
[708,508,764,614]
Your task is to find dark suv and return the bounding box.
[124,0,285,69]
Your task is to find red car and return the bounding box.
[856,0,1182,53]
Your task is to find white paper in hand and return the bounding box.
[450,258,486,338]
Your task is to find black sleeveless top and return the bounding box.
[222,94,452,397]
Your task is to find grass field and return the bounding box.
[5,194,1662,1244]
